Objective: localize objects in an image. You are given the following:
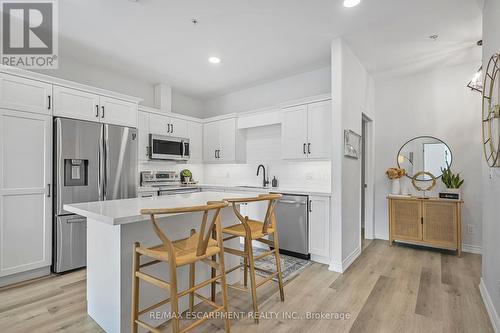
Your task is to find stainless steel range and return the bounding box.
[140,171,199,195]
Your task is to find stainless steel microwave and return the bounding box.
[149,134,190,161]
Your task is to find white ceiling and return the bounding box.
[58,0,482,98]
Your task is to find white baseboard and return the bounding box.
[0,266,51,288]
[328,246,361,273]
[374,233,389,240]
[310,254,330,265]
[462,244,482,254]
[480,278,500,333]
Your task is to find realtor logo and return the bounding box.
[1,0,58,68]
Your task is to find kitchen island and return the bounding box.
[65,191,257,333]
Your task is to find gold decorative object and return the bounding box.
[412,171,436,192]
[482,53,500,167]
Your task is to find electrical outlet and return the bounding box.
[467,224,476,234]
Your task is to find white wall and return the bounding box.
[373,61,483,251]
[481,0,500,328]
[36,56,204,116]
[204,67,331,117]
[330,39,375,272]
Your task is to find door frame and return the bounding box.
[361,113,375,242]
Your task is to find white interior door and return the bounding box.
[0,110,52,277]
[282,105,308,159]
[307,100,332,159]
[53,86,100,122]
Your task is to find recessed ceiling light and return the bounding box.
[208,57,221,64]
[343,0,361,8]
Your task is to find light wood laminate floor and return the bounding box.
[0,240,493,333]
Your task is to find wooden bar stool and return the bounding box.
[218,193,284,323]
[131,201,231,333]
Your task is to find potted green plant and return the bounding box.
[180,169,192,184]
[440,162,464,199]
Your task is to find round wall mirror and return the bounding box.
[397,136,452,181]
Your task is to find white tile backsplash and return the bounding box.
[204,125,331,191]
[138,125,331,192]
[139,161,205,183]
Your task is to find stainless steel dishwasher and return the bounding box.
[272,194,309,260]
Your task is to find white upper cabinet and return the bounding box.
[203,117,245,163]
[0,73,52,115]
[53,86,100,122]
[52,86,137,127]
[308,195,330,258]
[137,111,150,161]
[187,121,203,163]
[282,105,308,159]
[169,117,188,138]
[149,113,187,138]
[149,112,169,135]
[99,96,138,127]
[0,110,52,277]
[203,121,219,163]
[281,100,331,160]
[307,100,332,159]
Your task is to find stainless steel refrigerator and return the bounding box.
[53,117,137,273]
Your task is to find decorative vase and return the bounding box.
[400,178,410,195]
[391,178,401,195]
[445,188,461,200]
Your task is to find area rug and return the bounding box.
[240,246,312,283]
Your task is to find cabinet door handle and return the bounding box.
[421,217,424,225]
[146,146,149,158]
[214,150,217,158]
[308,143,311,154]
[217,150,220,159]
[171,124,174,133]
[167,124,171,133]
[95,105,99,117]
[101,106,105,118]
[309,200,312,212]
[47,95,51,110]
[47,184,51,197]
[303,143,307,154]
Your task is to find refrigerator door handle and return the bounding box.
[103,125,109,200]
[98,125,105,200]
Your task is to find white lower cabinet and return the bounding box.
[308,195,330,258]
[0,110,52,278]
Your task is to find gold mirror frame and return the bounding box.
[482,53,500,167]
[412,171,436,192]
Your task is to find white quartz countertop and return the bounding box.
[138,184,331,197]
[197,184,331,197]
[64,191,261,226]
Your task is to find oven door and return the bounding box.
[149,134,185,160]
